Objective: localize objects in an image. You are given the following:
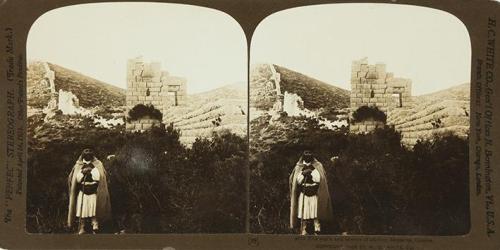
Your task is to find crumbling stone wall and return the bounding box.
[126,56,187,131]
[127,118,162,132]
[42,62,56,94]
[350,120,385,134]
[249,64,282,111]
[350,58,412,133]
[34,62,59,121]
[57,89,91,116]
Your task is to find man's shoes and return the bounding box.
[77,227,86,235]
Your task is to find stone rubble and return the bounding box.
[57,89,91,116]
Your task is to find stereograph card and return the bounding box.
[0,0,499,249]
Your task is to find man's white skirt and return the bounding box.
[297,193,318,219]
[76,191,97,218]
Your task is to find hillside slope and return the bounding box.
[27,62,127,147]
[48,63,125,108]
[250,64,349,112]
[163,83,247,144]
[387,83,470,145]
[249,63,469,149]
[274,65,350,110]
[250,64,350,153]
[27,61,125,109]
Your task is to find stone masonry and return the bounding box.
[126,56,187,131]
[350,58,412,133]
[249,64,283,112]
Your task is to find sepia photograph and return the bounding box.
[250,3,471,235]
[2,0,500,248]
[26,2,248,234]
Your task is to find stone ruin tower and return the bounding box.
[350,58,412,133]
[125,56,187,131]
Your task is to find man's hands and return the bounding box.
[81,164,93,175]
[81,167,92,175]
[302,169,313,177]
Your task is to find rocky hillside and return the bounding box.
[250,63,350,153]
[28,61,247,146]
[27,62,125,109]
[50,63,125,108]
[27,62,53,109]
[27,61,126,121]
[274,65,350,110]
[163,83,247,145]
[250,64,349,112]
[250,63,469,149]
[387,83,470,145]
[27,62,127,147]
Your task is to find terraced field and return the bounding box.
[164,83,247,145]
[387,83,470,145]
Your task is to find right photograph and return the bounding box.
[249,4,471,235]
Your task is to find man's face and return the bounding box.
[303,151,313,163]
[82,149,94,162]
[82,154,93,162]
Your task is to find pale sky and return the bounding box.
[251,4,471,96]
[27,3,247,94]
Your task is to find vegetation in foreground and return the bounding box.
[250,116,469,235]
[27,122,247,233]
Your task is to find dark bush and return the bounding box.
[250,120,469,235]
[27,125,247,233]
[26,126,126,233]
[127,104,163,122]
[351,105,387,124]
[318,107,345,122]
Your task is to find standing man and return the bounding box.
[67,149,112,234]
[289,150,333,235]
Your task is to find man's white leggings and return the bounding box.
[300,218,320,235]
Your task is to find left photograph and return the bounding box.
[26,3,248,234]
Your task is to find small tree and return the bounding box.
[351,106,387,124]
[127,104,163,122]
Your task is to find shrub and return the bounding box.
[27,125,247,233]
[26,127,126,233]
[250,124,469,235]
[318,107,344,122]
[127,104,162,122]
[351,105,387,124]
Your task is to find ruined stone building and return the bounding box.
[125,56,187,131]
[36,62,91,120]
[125,57,246,144]
[349,58,412,133]
[249,63,308,117]
[348,58,470,146]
